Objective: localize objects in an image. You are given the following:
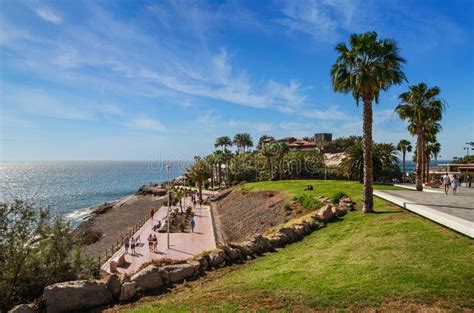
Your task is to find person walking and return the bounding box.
[147,234,153,252]
[190,217,196,233]
[153,234,158,252]
[123,234,130,254]
[442,173,451,195]
[467,174,472,188]
[150,208,155,221]
[130,237,136,254]
[451,175,460,196]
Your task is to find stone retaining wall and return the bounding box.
[10,198,356,313]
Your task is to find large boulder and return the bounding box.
[195,254,210,272]
[131,265,163,291]
[188,260,202,273]
[43,280,113,313]
[316,204,335,222]
[229,241,257,257]
[118,282,136,302]
[161,264,194,283]
[332,205,347,217]
[266,234,286,248]
[277,227,298,243]
[9,304,35,313]
[106,274,121,300]
[208,250,225,267]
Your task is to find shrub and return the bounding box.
[283,202,292,212]
[332,191,349,204]
[0,200,96,311]
[294,194,321,211]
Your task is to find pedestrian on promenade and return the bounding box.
[147,234,153,252]
[123,235,130,254]
[153,234,158,252]
[467,174,472,188]
[451,175,460,196]
[150,208,155,220]
[130,237,136,254]
[191,217,196,233]
[442,173,451,195]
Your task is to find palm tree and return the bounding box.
[397,139,412,182]
[213,150,225,187]
[395,83,445,191]
[260,143,276,180]
[215,136,232,151]
[331,31,406,212]
[275,142,289,180]
[257,135,274,150]
[233,133,253,153]
[186,158,212,202]
[425,140,441,183]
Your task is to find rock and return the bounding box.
[161,264,194,283]
[332,205,347,217]
[9,304,35,313]
[196,255,210,272]
[137,186,167,196]
[316,204,335,222]
[158,268,170,284]
[131,265,163,291]
[109,261,118,273]
[277,227,297,243]
[43,280,113,313]
[249,235,273,253]
[229,241,257,257]
[117,253,126,267]
[118,282,136,301]
[106,274,121,300]
[208,250,225,267]
[221,245,241,260]
[292,225,306,238]
[188,260,202,273]
[266,234,284,248]
[317,196,332,204]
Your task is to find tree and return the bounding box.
[275,142,289,180]
[260,143,276,180]
[0,201,95,311]
[233,133,253,153]
[215,136,232,151]
[302,136,313,142]
[186,158,212,202]
[425,140,441,182]
[397,139,412,182]
[395,83,445,191]
[341,140,399,182]
[331,31,406,212]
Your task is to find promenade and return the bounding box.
[102,193,216,275]
[375,186,474,238]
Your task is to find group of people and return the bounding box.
[442,173,460,195]
[123,234,140,254]
[147,233,159,252]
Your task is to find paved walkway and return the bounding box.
[375,186,474,238]
[102,194,216,275]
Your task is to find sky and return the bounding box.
[1,0,473,161]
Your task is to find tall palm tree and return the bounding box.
[331,31,406,212]
[397,139,412,182]
[395,83,445,191]
[233,133,253,153]
[215,136,232,151]
[425,140,441,183]
[186,158,212,202]
[275,142,289,180]
[213,150,225,187]
[260,143,276,180]
[257,135,274,150]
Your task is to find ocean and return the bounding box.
[0,161,188,226]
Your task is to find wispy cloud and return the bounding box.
[303,105,351,120]
[125,117,165,131]
[35,6,62,24]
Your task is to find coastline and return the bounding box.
[73,186,169,260]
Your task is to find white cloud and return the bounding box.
[303,105,350,120]
[35,6,62,24]
[126,117,165,131]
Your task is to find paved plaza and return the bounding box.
[375,186,474,237]
[102,194,216,275]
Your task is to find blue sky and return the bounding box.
[1,0,473,161]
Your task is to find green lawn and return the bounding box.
[120,180,473,312]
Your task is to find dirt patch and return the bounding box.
[215,189,286,242]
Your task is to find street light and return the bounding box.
[464,147,470,156]
[166,163,172,249]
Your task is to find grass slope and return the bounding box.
[120,180,473,312]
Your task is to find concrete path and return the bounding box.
[102,193,216,275]
[375,186,474,238]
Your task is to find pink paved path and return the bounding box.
[102,194,216,275]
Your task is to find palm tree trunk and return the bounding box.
[198,180,203,202]
[415,132,424,191]
[402,151,406,183]
[362,99,374,213]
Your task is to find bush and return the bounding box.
[332,191,349,204]
[283,202,292,212]
[293,194,322,211]
[0,200,96,311]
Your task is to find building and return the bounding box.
[314,133,332,143]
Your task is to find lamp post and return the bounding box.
[464,147,470,156]
[166,163,172,249]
